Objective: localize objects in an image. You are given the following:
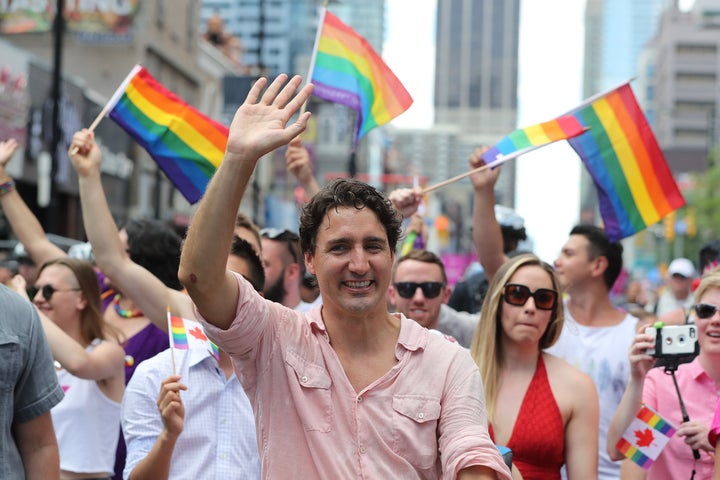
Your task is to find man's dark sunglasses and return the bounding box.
[28,284,82,301]
[394,282,445,299]
[694,303,720,319]
[261,228,299,263]
[502,284,558,311]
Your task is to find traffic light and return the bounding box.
[686,208,696,238]
[664,211,676,241]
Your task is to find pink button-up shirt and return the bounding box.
[710,399,720,447]
[643,358,718,480]
[199,273,511,479]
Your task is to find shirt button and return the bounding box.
[357,396,362,403]
[301,375,308,383]
[418,412,425,420]
[359,446,367,454]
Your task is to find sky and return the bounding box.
[384,0,586,263]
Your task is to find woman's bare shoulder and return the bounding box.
[543,353,595,389]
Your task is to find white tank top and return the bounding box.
[51,339,121,475]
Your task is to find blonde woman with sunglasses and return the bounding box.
[607,269,720,480]
[470,254,599,480]
[12,258,125,480]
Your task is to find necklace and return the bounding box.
[112,294,144,319]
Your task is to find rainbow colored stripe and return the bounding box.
[311,10,413,146]
[169,315,188,350]
[637,406,676,436]
[482,116,586,164]
[568,84,685,241]
[616,437,654,469]
[209,341,220,362]
[106,65,228,204]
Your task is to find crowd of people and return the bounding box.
[1,73,719,480]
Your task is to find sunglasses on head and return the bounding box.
[694,303,720,319]
[29,284,82,301]
[502,284,558,311]
[261,228,300,263]
[394,282,445,299]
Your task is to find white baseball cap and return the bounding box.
[668,258,695,279]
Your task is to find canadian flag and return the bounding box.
[616,405,676,469]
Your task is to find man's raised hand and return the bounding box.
[226,74,314,161]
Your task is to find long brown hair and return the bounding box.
[39,258,119,344]
[469,254,564,421]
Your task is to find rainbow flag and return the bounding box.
[167,314,219,360]
[482,116,586,165]
[616,405,676,470]
[309,9,413,147]
[105,65,229,204]
[169,315,188,350]
[568,83,685,241]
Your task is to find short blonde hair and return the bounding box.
[469,254,564,421]
[693,267,720,303]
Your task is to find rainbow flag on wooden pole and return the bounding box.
[307,8,413,147]
[481,115,587,166]
[567,82,685,241]
[102,65,229,204]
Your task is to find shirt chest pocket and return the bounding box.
[285,349,333,432]
[392,395,442,470]
[0,335,20,395]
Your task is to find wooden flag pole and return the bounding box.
[421,163,493,195]
[69,107,107,155]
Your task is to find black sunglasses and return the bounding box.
[694,303,720,319]
[261,228,300,263]
[502,284,558,311]
[394,282,445,299]
[29,284,82,301]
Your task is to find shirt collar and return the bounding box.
[687,356,708,381]
[307,309,428,352]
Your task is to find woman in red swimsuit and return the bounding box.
[470,254,599,480]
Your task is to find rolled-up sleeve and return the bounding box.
[196,272,272,359]
[439,354,512,480]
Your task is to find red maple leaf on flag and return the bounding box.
[189,326,208,342]
[634,428,655,448]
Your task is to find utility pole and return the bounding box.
[46,0,65,233]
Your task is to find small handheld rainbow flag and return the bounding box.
[104,65,229,204]
[167,313,220,362]
[567,83,685,241]
[308,9,413,147]
[615,405,676,470]
[481,115,586,166]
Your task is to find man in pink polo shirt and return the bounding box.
[179,74,511,480]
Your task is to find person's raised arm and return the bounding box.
[179,74,313,328]
[286,137,320,198]
[468,147,506,283]
[607,329,656,461]
[0,139,66,265]
[68,130,191,329]
[388,187,424,220]
[128,375,187,480]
